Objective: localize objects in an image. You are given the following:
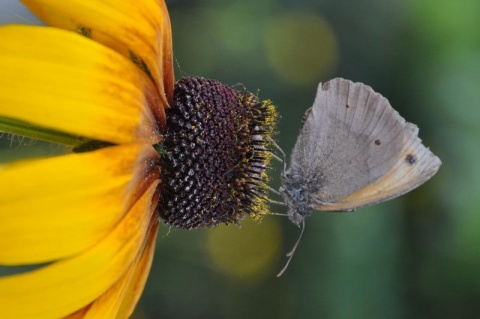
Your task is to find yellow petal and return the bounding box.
[0,25,166,144]
[22,0,175,103]
[81,218,159,319]
[116,220,158,319]
[0,143,159,265]
[0,179,160,319]
[64,309,88,319]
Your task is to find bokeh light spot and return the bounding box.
[265,12,338,86]
[206,218,281,280]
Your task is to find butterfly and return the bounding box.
[277,78,441,275]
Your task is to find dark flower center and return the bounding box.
[157,77,278,229]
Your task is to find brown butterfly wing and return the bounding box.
[283,78,441,219]
[314,121,441,211]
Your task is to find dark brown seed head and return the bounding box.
[158,77,278,229]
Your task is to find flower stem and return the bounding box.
[0,117,87,146]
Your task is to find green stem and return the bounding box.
[0,117,87,146]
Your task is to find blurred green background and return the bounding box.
[1,0,480,318]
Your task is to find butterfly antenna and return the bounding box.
[266,212,289,217]
[267,185,283,197]
[267,198,288,207]
[277,219,305,277]
[268,137,287,174]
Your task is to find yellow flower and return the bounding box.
[0,0,173,318]
[0,0,279,318]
